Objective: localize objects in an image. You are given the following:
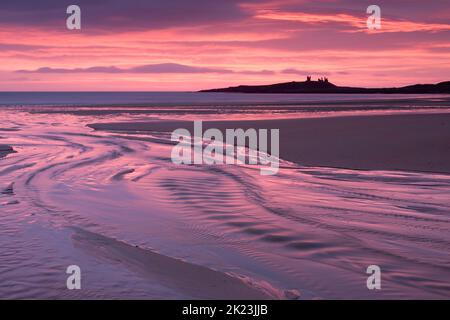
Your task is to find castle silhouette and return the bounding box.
[306,76,328,83]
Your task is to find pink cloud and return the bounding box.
[253,10,450,33]
[0,1,449,90]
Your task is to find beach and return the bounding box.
[90,113,450,174]
[1,96,450,299]
[71,228,272,299]
[2,0,450,306]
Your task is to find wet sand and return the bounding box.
[89,113,450,174]
[0,144,14,158]
[2,109,449,299]
[72,228,272,300]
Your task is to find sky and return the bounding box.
[0,0,450,91]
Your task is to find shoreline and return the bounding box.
[89,113,450,174]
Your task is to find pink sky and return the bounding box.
[1,0,450,91]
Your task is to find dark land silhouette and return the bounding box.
[201,78,450,94]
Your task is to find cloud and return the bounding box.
[16,63,274,75]
[239,69,275,75]
[0,0,250,32]
[2,1,450,90]
[16,63,230,74]
[0,43,46,51]
[253,10,450,33]
[281,68,328,76]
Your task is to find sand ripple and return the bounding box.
[0,110,449,299]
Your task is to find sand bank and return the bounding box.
[89,113,450,173]
[72,228,273,299]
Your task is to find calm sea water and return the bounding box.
[1,92,450,107]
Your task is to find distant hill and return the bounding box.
[201,80,450,94]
